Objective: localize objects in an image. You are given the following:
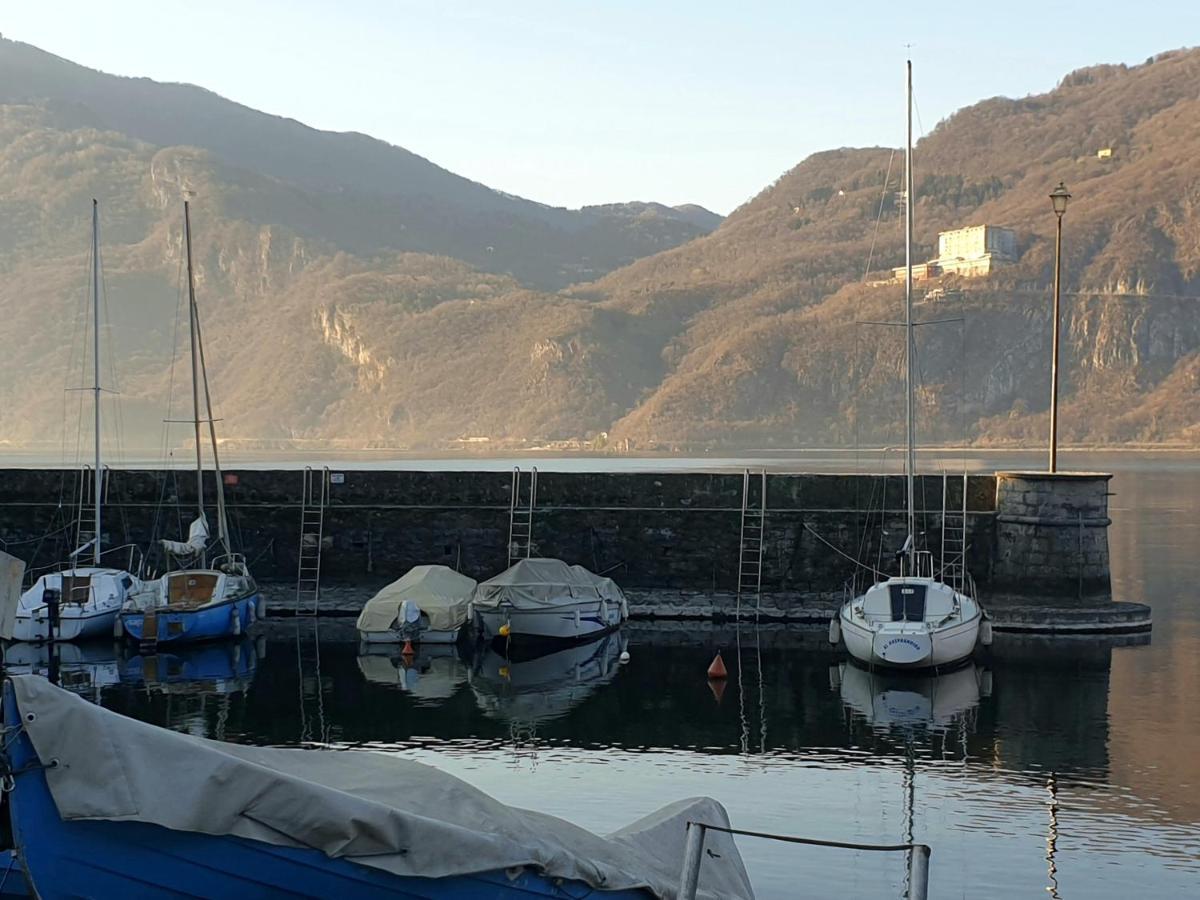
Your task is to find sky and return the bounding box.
[4,1,1196,214]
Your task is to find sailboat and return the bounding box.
[118,201,261,647]
[11,201,143,642]
[832,61,983,670]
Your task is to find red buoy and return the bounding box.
[707,651,728,680]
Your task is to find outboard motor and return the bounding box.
[42,587,61,643]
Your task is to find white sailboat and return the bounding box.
[833,61,984,670]
[12,201,143,642]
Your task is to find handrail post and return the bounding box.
[677,821,706,900]
[908,843,931,900]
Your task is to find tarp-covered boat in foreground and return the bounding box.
[2,675,753,899]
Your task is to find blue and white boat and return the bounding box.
[1,675,754,899]
[118,201,261,649]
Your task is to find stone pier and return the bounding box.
[0,466,1150,632]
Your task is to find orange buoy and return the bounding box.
[707,651,728,680]
[401,639,415,658]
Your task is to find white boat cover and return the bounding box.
[356,565,477,634]
[11,676,752,899]
[472,558,624,611]
[161,516,209,557]
[0,551,24,640]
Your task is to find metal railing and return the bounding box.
[678,821,930,900]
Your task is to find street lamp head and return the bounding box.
[1050,182,1071,217]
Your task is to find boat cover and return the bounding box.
[0,551,24,640]
[10,676,753,899]
[356,565,477,633]
[472,558,625,611]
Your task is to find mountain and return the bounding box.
[0,39,1197,453]
[0,38,721,290]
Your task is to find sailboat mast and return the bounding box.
[183,201,205,523]
[192,282,231,557]
[904,59,916,568]
[91,199,102,567]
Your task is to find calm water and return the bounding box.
[9,461,1200,898]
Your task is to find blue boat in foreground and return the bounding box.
[1,676,754,899]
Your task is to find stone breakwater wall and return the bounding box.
[0,468,1111,616]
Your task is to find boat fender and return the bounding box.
[113,615,124,640]
[232,643,241,667]
[247,598,256,627]
[256,594,267,619]
[256,635,267,659]
[619,650,631,664]
[231,608,241,637]
[828,617,841,645]
[980,618,993,647]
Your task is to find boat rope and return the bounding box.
[862,147,897,282]
[690,821,926,854]
[803,523,887,580]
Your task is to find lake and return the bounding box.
[9,456,1199,898]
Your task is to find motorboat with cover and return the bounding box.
[832,61,984,671]
[118,202,261,648]
[1,675,754,899]
[471,558,628,642]
[356,565,477,644]
[11,203,143,642]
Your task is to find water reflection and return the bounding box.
[468,632,627,729]
[358,643,469,705]
[833,662,987,734]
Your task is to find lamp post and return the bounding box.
[1048,182,1071,473]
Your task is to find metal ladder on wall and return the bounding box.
[940,472,968,593]
[296,466,330,614]
[507,467,538,566]
[737,469,767,609]
[72,465,109,558]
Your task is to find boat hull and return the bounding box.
[119,592,260,646]
[359,627,460,645]
[10,607,116,642]
[1,684,645,900]
[475,598,623,642]
[840,607,981,670]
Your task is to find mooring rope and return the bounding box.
[803,523,888,580]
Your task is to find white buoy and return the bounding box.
[828,616,841,645]
[619,650,631,664]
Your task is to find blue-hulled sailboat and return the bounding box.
[118,201,261,649]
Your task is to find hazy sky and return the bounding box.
[5,2,1195,213]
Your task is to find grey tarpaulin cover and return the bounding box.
[356,565,477,633]
[472,558,627,611]
[10,675,754,899]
